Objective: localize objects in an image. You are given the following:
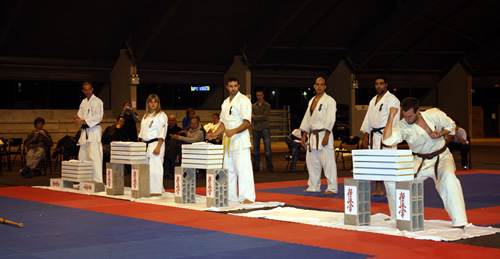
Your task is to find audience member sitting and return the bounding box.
[446,120,470,169]
[182,107,195,130]
[119,101,139,141]
[284,129,305,171]
[22,117,53,177]
[204,113,223,144]
[102,116,127,164]
[166,115,183,142]
[164,117,205,177]
[52,131,81,161]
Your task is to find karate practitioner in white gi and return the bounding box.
[360,76,400,216]
[74,81,104,183]
[383,97,468,227]
[207,77,255,203]
[139,94,168,197]
[300,77,338,194]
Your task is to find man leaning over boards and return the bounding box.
[382,97,468,228]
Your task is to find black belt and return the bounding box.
[145,138,159,149]
[81,124,100,139]
[369,127,385,149]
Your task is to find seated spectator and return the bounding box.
[166,115,182,142]
[204,113,223,144]
[164,117,205,177]
[182,107,195,130]
[446,120,469,169]
[284,129,305,171]
[22,117,53,177]
[102,116,127,164]
[52,130,81,161]
[119,101,139,141]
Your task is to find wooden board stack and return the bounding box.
[110,141,147,164]
[181,143,223,169]
[61,160,93,182]
[352,149,414,181]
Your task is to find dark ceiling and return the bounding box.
[0,0,499,86]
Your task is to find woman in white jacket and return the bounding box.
[139,94,168,197]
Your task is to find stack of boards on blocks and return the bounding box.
[110,142,147,164]
[61,160,93,182]
[181,142,223,169]
[352,149,414,181]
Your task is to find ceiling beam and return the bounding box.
[385,0,476,73]
[348,0,436,70]
[466,37,500,72]
[252,0,312,65]
[136,0,183,64]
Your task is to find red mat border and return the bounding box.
[1,186,499,258]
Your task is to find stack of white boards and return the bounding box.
[181,143,223,169]
[110,141,147,164]
[61,160,93,182]
[352,149,414,181]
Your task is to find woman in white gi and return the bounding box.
[139,94,168,197]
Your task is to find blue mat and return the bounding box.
[259,174,500,210]
[0,197,371,258]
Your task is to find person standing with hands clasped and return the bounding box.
[359,76,400,212]
[206,77,255,204]
[139,94,168,197]
[74,81,103,183]
[300,77,338,195]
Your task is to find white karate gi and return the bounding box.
[77,94,103,183]
[383,108,468,226]
[220,92,255,202]
[139,112,168,195]
[299,93,337,193]
[360,91,400,216]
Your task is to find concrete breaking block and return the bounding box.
[131,164,150,198]
[396,180,424,231]
[105,162,124,195]
[50,178,73,188]
[206,168,228,207]
[79,181,105,192]
[174,167,196,203]
[344,178,371,226]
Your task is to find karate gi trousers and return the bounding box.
[305,148,337,193]
[385,150,468,226]
[79,141,103,183]
[224,147,255,202]
[146,141,165,195]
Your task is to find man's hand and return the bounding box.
[321,134,329,146]
[74,115,85,127]
[389,107,399,118]
[172,134,179,139]
[301,133,307,148]
[153,146,161,155]
[362,133,369,149]
[225,129,236,138]
[430,130,441,139]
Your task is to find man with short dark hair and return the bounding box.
[207,77,255,203]
[360,76,400,202]
[382,97,468,228]
[252,90,273,172]
[74,81,104,183]
[23,117,53,177]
